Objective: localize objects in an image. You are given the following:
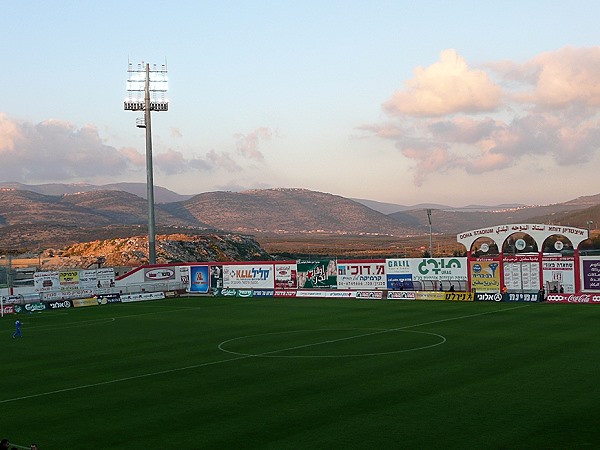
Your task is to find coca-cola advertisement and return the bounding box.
[545,293,600,304]
[1,304,15,315]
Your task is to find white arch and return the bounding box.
[456,224,589,253]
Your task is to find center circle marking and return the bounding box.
[218,328,446,358]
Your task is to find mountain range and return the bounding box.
[0,182,598,251]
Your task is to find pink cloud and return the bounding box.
[401,143,454,185]
[206,149,241,171]
[170,127,183,138]
[355,122,406,139]
[118,147,146,167]
[383,49,502,117]
[362,47,600,184]
[0,113,22,152]
[492,46,600,109]
[0,114,233,183]
[233,127,273,161]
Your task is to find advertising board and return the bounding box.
[274,290,297,298]
[296,290,355,298]
[415,291,473,302]
[387,291,416,300]
[121,292,166,302]
[503,255,540,291]
[355,291,383,299]
[475,292,503,302]
[411,258,467,282]
[337,261,386,290]
[546,293,600,304]
[1,305,15,315]
[581,259,600,291]
[542,257,574,293]
[34,271,60,292]
[505,292,540,302]
[144,267,176,281]
[71,298,99,308]
[223,264,274,289]
[252,289,275,297]
[189,265,210,294]
[274,263,298,289]
[297,259,337,288]
[470,260,501,292]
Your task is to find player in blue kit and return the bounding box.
[12,320,22,338]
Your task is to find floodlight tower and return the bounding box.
[124,61,168,264]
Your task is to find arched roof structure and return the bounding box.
[457,223,589,253]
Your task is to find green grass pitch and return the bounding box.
[2,297,599,449]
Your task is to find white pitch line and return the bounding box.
[218,304,529,358]
[218,328,448,358]
[0,354,251,405]
[0,304,528,404]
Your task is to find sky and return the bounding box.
[1,1,600,207]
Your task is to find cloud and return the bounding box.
[0,114,140,182]
[155,148,211,174]
[363,47,600,184]
[0,113,241,183]
[170,127,183,138]
[491,46,600,108]
[206,149,241,172]
[233,127,273,161]
[383,49,502,117]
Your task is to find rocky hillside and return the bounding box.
[41,233,272,269]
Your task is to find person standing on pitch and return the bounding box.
[12,320,22,338]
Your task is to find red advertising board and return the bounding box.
[274,290,297,298]
[1,305,15,315]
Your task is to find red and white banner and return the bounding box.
[1,304,15,315]
[545,293,600,304]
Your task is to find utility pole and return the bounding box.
[426,209,433,258]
